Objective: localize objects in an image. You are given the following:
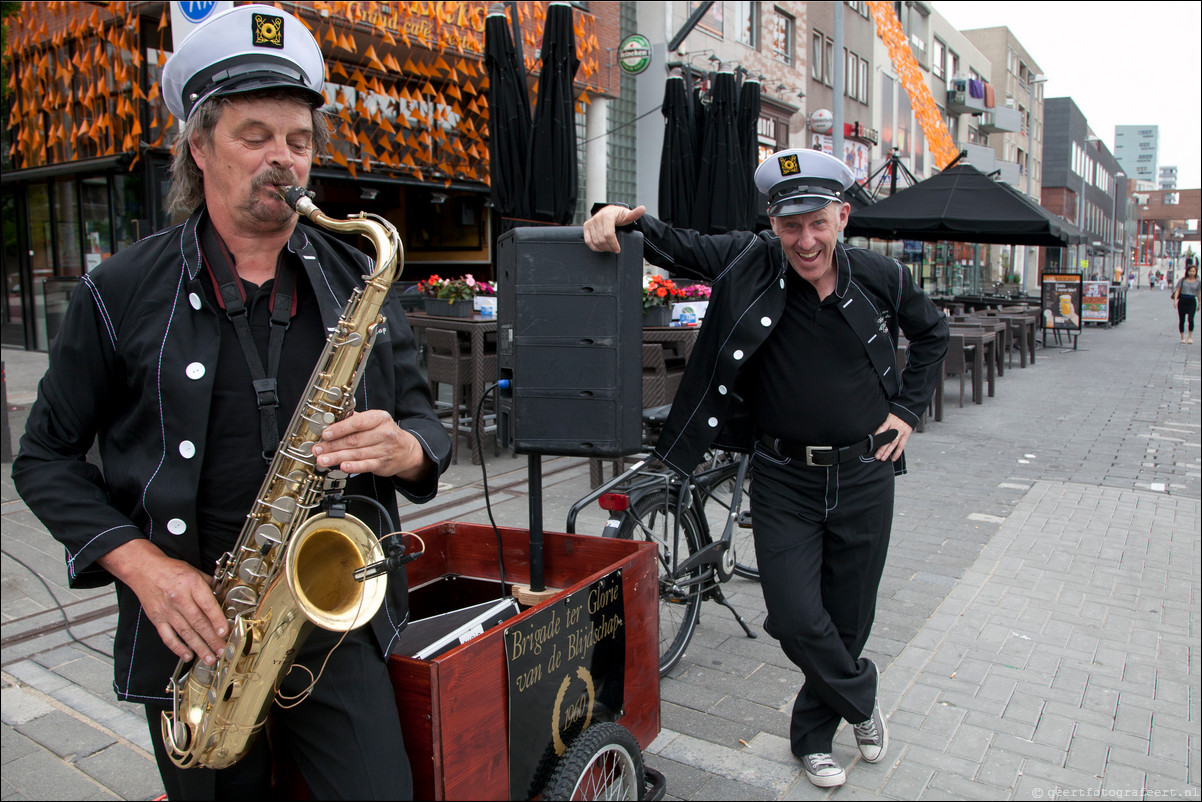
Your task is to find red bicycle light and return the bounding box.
[598,493,630,512]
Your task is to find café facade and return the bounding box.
[2,1,615,351]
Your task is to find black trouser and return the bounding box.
[1179,295,1197,333]
[146,626,412,801]
[750,446,894,756]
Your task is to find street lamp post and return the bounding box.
[1112,171,1124,281]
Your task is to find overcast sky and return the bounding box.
[934,1,1202,193]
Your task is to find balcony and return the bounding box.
[979,106,1022,134]
[947,79,986,114]
[958,141,996,172]
[995,161,1022,188]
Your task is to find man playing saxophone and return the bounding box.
[13,6,450,799]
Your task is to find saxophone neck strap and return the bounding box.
[200,220,299,461]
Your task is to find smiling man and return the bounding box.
[584,148,948,788]
[14,5,449,800]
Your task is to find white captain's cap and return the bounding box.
[162,4,325,122]
[754,148,855,217]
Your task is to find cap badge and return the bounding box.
[778,153,800,176]
[252,13,284,49]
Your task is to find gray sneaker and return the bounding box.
[801,752,846,787]
[853,698,889,763]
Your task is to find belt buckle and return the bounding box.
[805,445,832,467]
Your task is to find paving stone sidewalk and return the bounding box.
[2,287,1198,800]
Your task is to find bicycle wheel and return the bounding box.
[541,722,645,801]
[696,459,758,581]
[616,489,702,676]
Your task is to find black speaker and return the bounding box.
[497,226,643,457]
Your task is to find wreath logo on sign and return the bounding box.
[550,666,595,756]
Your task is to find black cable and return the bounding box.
[339,492,399,535]
[472,382,509,594]
[1,546,113,660]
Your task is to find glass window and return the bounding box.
[733,1,759,48]
[773,8,794,65]
[3,189,22,334]
[690,0,724,37]
[949,50,960,81]
[26,184,52,349]
[113,172,145,252]
[53,178,82,277]
[932,38,946,81]
[824,36,834,86]
[811,32,824,79]
[81,176,112,272]
[859,57,869,103]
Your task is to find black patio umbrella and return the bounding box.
[693,71,745,234]
[526,1,580,224]
[485,7,532,225]
[658,75,697,229]
[735,78,761,231]
[847,163,1086,247]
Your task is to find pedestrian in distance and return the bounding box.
[582,148,949,789]
[1172,263,1199,344]
[12,5,451,800]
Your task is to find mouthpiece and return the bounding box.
[280,185,316,211]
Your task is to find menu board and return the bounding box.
[1081,281,1110,324]
[1041,273,1083,331]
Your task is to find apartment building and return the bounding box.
[1041,97,1129,280]
[1114,124,1159,188]
[960,27,1046,201]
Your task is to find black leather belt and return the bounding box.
[758,429,898,467]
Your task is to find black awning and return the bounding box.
[846,163,1086,247]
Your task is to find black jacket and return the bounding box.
[628,213,948,477]
[13,207,451,703]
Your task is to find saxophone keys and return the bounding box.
[254,523,283,549]
[223,585,258,619]
[307,411,336,436]
[236,557,265,584]
[268,496,297,522]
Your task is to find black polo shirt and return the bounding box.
[743,267,888,447]
[195,225,328,568]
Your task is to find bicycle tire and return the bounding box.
[696,460,759,581]
[616,489,702,676]
[541,722,645,801]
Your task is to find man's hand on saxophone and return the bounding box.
[97,539,228,665]
[311,409,435,483]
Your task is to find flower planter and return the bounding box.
[424,298,474,318]
[642,306,671,328]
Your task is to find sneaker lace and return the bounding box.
[855,717,879,740]
[809,753,839,771]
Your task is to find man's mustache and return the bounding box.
[252,170,301,196]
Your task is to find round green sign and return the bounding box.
[617,34,652,75]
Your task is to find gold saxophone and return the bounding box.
[162,187,405,769]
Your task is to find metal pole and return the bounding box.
[833,1,844,165]
[527,454,545,592]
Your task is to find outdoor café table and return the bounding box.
[995,313,1036,368]
[641,324,700,364]
[406,310,497,465]
[968,317,1010,376]
[948,324,996,403]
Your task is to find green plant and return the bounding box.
[418,274,495,304]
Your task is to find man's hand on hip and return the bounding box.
[874,414,914,462]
